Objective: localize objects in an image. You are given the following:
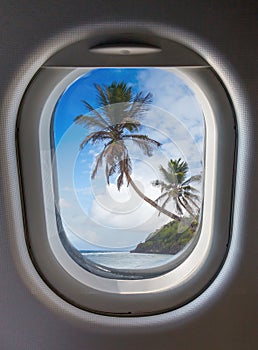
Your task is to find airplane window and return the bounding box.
[52,67,204,279]
[17,37,236,315]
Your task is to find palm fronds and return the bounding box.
[153,158,201,218]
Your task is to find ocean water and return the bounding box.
[82,252,175,270]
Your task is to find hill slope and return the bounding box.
[131,220,197,255]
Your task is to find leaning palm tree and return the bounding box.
[152,158,201,218]
[74,81,181,221]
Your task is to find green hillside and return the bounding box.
[131,219,198,255]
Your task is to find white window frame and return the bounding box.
[17,38,236,316]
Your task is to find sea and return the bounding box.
[81,251,175,270]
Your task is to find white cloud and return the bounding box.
[136,68,205,156]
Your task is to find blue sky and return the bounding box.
[53,68,204,251]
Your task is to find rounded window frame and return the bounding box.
[17,38,236,316]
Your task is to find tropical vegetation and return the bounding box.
[74,81,181,221]
[131,219,198,255]
[152,158,201,218]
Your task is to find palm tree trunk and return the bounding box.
[125,172,181,221]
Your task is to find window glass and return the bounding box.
[52,68,204,278]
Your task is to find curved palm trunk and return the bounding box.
[125,172,181,222]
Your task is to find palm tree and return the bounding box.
[152,158,201,219]
[74,81,181,221]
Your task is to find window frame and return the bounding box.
[17,40,236,316]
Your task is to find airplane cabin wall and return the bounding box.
[0,1,257,349]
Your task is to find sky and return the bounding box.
[53,68,204,251]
